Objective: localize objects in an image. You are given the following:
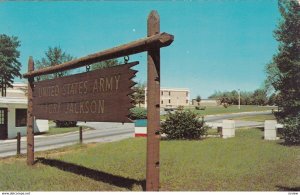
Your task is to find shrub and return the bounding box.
[195,106,206,110]
[54,121,77,128]
[130,107,147,120]
[161,110,208,140]
[282,115,300,145]
[177,105,184,111]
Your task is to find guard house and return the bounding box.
[0,83,48,139]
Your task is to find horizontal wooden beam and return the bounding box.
[23,32,174,78]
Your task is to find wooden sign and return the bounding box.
[32,62,138,123]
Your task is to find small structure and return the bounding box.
[264,120,277,140]
[145,87,190,108]
[0,83,48,139]
[134,119,147,137]
[222,120,235,139]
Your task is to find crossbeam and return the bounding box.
[23,32,174,78]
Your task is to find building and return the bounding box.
[191,99,220,107]
[0,83,48,139]
[144,87,190,108]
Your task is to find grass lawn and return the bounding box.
[42,121,93,136]
[0,128,299,191]
[45,125,92,136]
[188,105,276,116]
[229,114,276,122]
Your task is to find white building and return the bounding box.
[144,87,190,108]
[0,83,48,139]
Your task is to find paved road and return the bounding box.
[0,111,272,158]
[204,111,272,128]
[0,122,134,158]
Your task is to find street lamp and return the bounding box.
[238,89,241,109]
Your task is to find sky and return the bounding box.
[0,1,280,98]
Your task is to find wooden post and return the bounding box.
[146,10,160,191]
[79,126,83,144]
[27,57,34,165]
[17,132,21,155]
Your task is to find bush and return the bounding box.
[161,110,208,140]
[54,121,77,128]
[195,106,206,110]
[129,107,147,120]
[282,116,300,145]
[177,105,184,111]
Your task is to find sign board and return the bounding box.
[33,62,138,123]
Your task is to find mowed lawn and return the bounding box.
[189,105,276,116]
[0,128,299,191]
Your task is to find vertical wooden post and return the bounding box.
[27,56,34,165]
[79,126,83,144]
[146,10,160,191]
[17,132,21,155]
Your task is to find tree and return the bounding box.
[35,46,74,80]
[91,59,120,70]
[132,82,145,107]
[265,0,300,144]
[35,46,75,127]
[195,95,201,106]
[0,34,22,96]
[251,89,268,106]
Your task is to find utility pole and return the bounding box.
[238,89,241,110]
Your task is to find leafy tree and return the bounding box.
[91,59,120,70]
[0,34,22,96]
[131,82,145,107]
[195,95,201,106]
[265,0,300,144]
[35,46,74,80]
[251,89,268,106]
[35,46,75,127]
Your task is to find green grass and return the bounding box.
[43,121,93,136]
[0,128,299,191]
[229,114,276,122]
[188,105,276,116]
[45,125,92,136]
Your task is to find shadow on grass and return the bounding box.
[36,157,146,191]
[276,185,300,191]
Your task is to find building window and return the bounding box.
[169,99,171,104]
[169,91,171,96]
[186,100,189,104]
[186,92,188,97]
[161,91,163,96]
[0,110,4,124]
[16,109,27,127]
[161,100,163,104]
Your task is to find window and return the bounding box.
[161,91,163,96]
[186,92,188,97]
[16,109,27,127]
[161,100,163,104]
[169,91,171,96]
[169,99,171,104]
[0,110,4,124]
[186,100,189,104]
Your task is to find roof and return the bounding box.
[145,87,190,92]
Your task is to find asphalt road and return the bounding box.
[0,122,134,158]
[0,111,272,158]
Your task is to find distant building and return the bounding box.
[144,87,190,108]
[191,99,220,107]
[0,83,48,139]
